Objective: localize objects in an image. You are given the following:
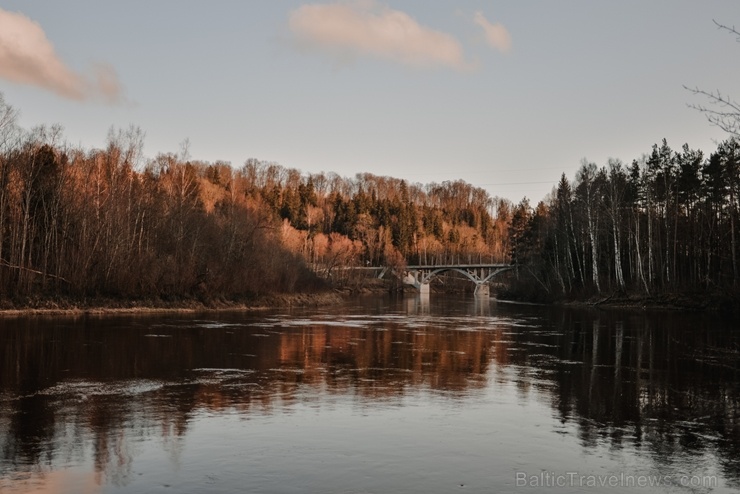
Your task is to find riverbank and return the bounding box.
[0,291,345,318]
[556,290,740,315]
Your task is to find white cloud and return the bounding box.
[289,1,471,70]
[0,7,123,102]
[473,11,511,54]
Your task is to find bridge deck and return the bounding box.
[406,264,512,270]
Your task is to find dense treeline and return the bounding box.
[5,87,739,305]
[510,138,740,303]
[0,95,323,301]
[0,94,509,301]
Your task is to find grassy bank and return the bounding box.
[0,292,345,318]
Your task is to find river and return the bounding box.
[0,296,738,493]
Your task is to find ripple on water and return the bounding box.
[193,321,243,329]
[36,379,165,398]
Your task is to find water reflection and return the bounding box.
[0,299,738,492]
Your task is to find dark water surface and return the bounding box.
[1,296,738,493]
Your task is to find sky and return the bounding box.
[1,1,739,203]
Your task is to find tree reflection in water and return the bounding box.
[0,301,738,491]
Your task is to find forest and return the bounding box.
[509,139,740,305]
[1,91,739,307]
[0,93,508,303]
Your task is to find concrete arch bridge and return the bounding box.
[402,263,514,296]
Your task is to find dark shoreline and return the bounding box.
[545,291,740,315]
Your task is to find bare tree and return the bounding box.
[0,95,20,289]
[685,21,740,136]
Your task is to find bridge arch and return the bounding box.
[403,264,514,295]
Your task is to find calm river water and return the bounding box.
[1,296,739,493]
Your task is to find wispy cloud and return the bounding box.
[289,1,471,70]
[0,7,123,102]
[473,12,511,54]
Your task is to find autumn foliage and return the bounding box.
[0,94,511,302]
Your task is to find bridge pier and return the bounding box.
[418,283,430,295]
[474,284,490,297]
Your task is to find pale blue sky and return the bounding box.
[1,1,739,202]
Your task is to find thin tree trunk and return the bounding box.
[635,211,649,294]
[647,190,654,286]
[613,217,624,290]
[587,201,600,292]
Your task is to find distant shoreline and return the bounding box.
[2,289,737,318]
[0,292,344,318]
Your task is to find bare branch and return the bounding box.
[713,19,740,41]
[0,259,71,284]
[0,93,20,151]
[684,85,740,137]
[684,21,740,137]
